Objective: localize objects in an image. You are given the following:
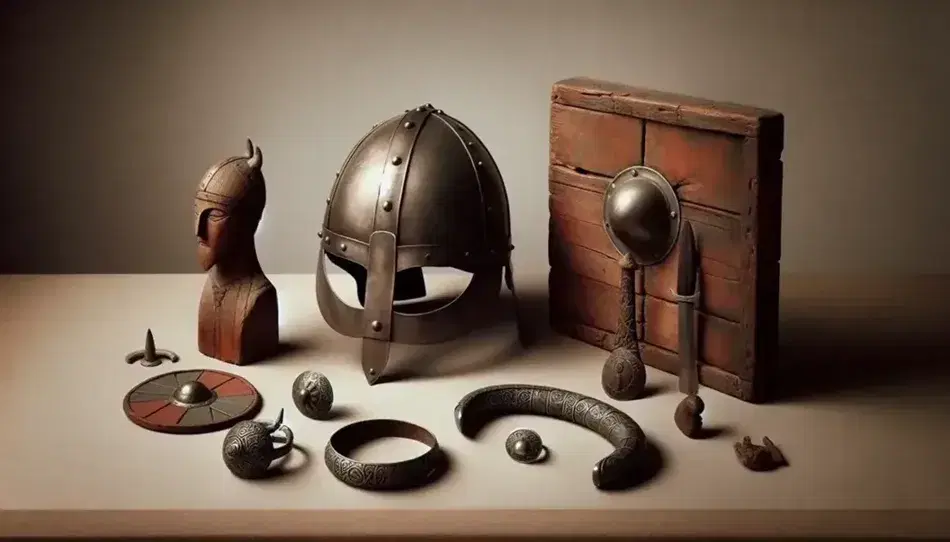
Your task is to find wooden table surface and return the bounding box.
[1,272,948,540]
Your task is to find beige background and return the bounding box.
[1,0,947,275]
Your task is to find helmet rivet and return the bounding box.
[371,320,382,332]
[326,197,330,204]
[670,211,677,219]
[416,106,424,112]
[467,141,474,146]
[382,200,393,212]
[476,161,483,167]
[317,231,323,239]
[631,170,639,177]
[339,243,347,252]
[435,109,443,114]
[324,236,330,244]
[369,368,376,375]
[335,171,340,177]
[425,103,433,108]
[404,121,415,129]
[391,156,403,166]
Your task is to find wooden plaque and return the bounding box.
[548,77,784,402]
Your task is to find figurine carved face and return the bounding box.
[194,141,265,271]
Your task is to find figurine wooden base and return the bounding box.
[547,77,784,402]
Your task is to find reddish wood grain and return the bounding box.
[550,103,643,177]
[547,76,783,402]
[549,237,745,323]
[549,268,748,379]
[552,76,783,139]
[549,317,755,401]
[643,122,748,215]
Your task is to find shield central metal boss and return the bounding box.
[602,165,682,266]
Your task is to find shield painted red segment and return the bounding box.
[214,377,254,397]
[146,403,187,426]
[128,399,169,418]
[197,370,233,390]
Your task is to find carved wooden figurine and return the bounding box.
[194,139,278,365]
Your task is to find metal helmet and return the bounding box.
[316,104,523,384]
[603,165,681,266]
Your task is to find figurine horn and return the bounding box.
[246,138,262,170]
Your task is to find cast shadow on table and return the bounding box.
[267,336,321,362]
[254,443,312,483]
[770,309,950,402]
[372,286,554,383]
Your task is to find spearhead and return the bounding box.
[144,328,157,363]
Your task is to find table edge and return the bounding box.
[2,510,949,539]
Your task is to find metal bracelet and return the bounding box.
[324,418,445,491]
[454,384,647,490]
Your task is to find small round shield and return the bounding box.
[603,165,681,266]
[123,369,262,435]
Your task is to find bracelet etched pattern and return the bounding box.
[323,419,444,491]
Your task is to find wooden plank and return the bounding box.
[552,76,783,139]
[738,134,784,394]
[550,103,643,177]
[549,268,748,379]
[643,122,749,215]
[548,237,745,323]
[549,317,755,402]
[548,176,746,270]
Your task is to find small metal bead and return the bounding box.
[369,368,376,375]
[335,171,340,177]
[391,156,403,166]
[476,161,483,167]
[404,121,415,129]
[371,320,382,332]
[339,243,347,252]
[326,197,330,204]
[467,141,474,146]
[631,169,639,177]
[317,231,323,239]
[425,103,433,108]
[416,106,424,111]
[382,200,393,212]
[324,236,330,244]
[670,211,677,219]
[435,109,443,114]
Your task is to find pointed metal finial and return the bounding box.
[125,329,180,367]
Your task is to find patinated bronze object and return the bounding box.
[324,419,445,491]
[505,428,545,464]
[195,139,278,365]
[735,436,787,472]
[222,408,295,479]
[672,222,706,437]
[125,329,179,367]
[454,384,646,490]
[599,165,681,400]
[292,370,334,420]
[601,254,646,400]
[123,369,262,434]
[673,394,705,438]
[316,104,524,385]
